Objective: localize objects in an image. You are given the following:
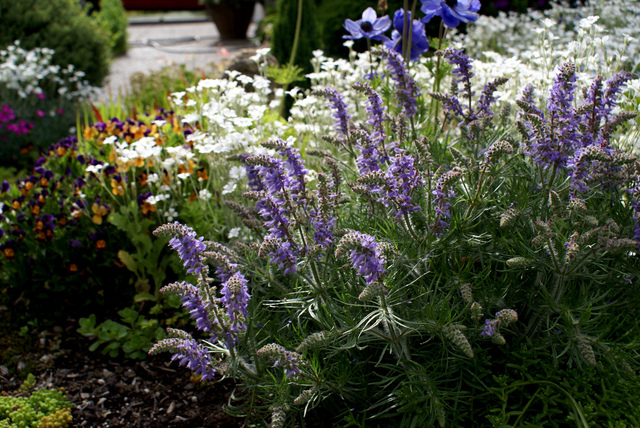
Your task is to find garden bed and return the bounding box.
[0,318,243,427]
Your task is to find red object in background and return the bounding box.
[121,0,204,10]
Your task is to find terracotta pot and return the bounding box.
[206,2,256,40]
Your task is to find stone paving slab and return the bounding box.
[99,18,261,102]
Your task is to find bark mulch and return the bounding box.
[0,317,245,428]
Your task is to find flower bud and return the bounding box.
[443,325,474,358]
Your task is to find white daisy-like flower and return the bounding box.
[222,182,237,195]
[228,227,241,239]
[199,189,212,200]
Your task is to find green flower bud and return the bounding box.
[443,325,474,358]
[577,336,597,367]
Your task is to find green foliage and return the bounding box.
[0,383,73,428]
[0,0,111,87]
[108,201,173,302]
[270,0,320,76]
[78,307,165,359]
[123,65,205,113]
[93,0,129,57]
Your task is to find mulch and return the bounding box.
[0,318,245,428]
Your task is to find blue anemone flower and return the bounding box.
[384,9,429,61]
[420,0,481,28]
[343,7,391,41]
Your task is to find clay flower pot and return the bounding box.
[206,2,256,40]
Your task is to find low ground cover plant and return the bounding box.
[0,374,73,428]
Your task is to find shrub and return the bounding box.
[143,5,640,426]
[93,0,129,57]
[0,0,111,87]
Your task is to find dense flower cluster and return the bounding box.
[257,343,304,379]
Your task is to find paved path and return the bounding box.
[99,15,261,101]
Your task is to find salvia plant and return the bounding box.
[147,11,640,422]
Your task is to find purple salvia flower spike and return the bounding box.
[316,87,352,137]
[376,46,421,118]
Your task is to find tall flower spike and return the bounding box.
[443,48,474,112]
[353,82,387,146]
[220,271,251,328]
[154,222,207,275]
[160,281,216,336]
[149,338,216,381]
[257,344,304,378]
[431,167,462,236]
[335,231,392,286]
[315,88,352,137]
[385,150,424,218]
[376,46,421,117]
[443,324,474,358]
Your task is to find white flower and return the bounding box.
[103,135,118,145]
[222,182,237,195]
[229,166,246,180]
[199,189,212,200]
[228,227,241,239]
[85,164,104,174]
[177,172,191,180]
[147,194,171,205]
[182,113,200,124]
[147,173,159,183]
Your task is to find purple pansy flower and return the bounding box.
[343,7,391,41]
[384,9,430,61]
[420,0,481,28]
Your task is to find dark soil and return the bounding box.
[0,316,245,427]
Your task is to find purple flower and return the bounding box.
[384,9,430,61]
[431,167,462,236]
[335,232,388,286]
[344,7,391,41]
[353,82,387,147]
[220,271,251,329]
[171,339,215,381]
[378,46,421,117]
[281,146,307,199]
[1,180,9,193]
[0,105,15,123]
[444,48,475,107]
[257,343,303,379]
[267,240,299,274]
[420,0,481,28]
[316,88,352,136]
[386,150,424,218]
[480,319,497,337]
[160,281,217,337]
[68,239,82,248]
[353,128,383,175]
[155,222,207,275]
[182,289,215,335]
